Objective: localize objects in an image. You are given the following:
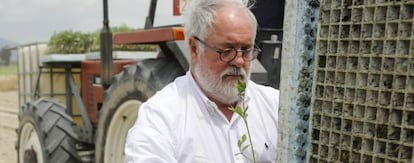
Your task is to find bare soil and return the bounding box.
[0,75,18,92]
[0,91,18,163]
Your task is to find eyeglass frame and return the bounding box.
[193,36,261,62]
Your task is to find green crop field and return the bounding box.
[0,65,18,91]
[0,65,17,75]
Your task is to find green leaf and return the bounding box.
[242,145,250,152]
[231,106,243,117]
[241,134,247,143]
[244,106,249,115]
[228,107,236,112]
[236,80,247,96]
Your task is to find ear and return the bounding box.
[189,37,198,56]
[189,37,200,68]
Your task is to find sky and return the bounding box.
[0,0,183,45]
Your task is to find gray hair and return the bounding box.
[184,0,258,53]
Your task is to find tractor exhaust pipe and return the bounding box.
[145,0,157,29]
[100,0,113,89]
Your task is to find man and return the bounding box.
[125,0,279,162]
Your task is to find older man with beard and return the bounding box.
[124,0,279,162]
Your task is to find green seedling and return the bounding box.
[229,80,256,163]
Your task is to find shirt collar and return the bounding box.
[187,71,217,116]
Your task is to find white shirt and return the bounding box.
[125,72,279,163]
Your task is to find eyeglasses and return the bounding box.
[194,36,261,62]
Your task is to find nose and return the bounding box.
[228,51,245,67]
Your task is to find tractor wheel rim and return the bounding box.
[105,99,140,162]
[19,122,44,163]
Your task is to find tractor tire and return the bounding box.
[17,98,81,163]
[95,58,185,163]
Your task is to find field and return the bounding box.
[0,91,17,163]
[0,65,18,91]
[0,65,18,163]
[0,65,17,75]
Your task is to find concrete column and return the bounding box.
[277,0,319,162]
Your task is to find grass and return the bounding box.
[0,65,18,91]
[0,65,17,75]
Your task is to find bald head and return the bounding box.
[184,0,257,42]
[211,4,256,43]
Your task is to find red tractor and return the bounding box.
[16,0,284,162]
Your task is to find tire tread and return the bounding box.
[17,98,81,163]
[95,58,185,163]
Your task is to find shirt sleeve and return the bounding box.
[124,102,177,163]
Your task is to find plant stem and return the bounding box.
[232,80,256,162]
[242,117,256,163]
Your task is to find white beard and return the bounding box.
[193,59,250,104]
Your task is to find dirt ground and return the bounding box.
[0,91,18,163]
